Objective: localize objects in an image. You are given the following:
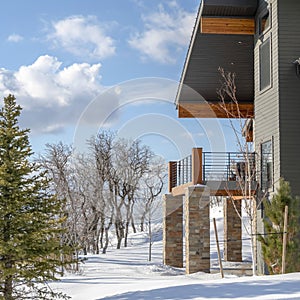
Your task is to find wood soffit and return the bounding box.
[175,0,256,118]
[178,102,254,119]
[201,17,255,35]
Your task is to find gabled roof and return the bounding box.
[176,0,258,118]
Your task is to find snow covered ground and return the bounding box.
[49,207,300,300]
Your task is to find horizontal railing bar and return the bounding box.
[170,151,256,189]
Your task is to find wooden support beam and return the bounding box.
[192,148,203,185]
[201,17,255,35]
[168,161,177,193]
[178,102,254,119]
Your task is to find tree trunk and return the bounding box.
[115,220,124,249]
[140,203,150,232]
[124,203,132,247]
[124,221,129,247]
[140,218,145,232]
[102,228,109,254]
[117,236,122,249]
[4,275,13,300]
[252,202,258,276]
[131,216,136,233]
[148,218,152,261]
[99,222,104,249]
[102,215,113,254]
[94,231,100,254]
[83,246,87,256]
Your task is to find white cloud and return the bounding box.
[48,15,116,60]
[0,55,114,135]
[128,2,196,64]
[7,34,24,43]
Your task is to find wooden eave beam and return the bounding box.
[201,17,255,35]
[178,102,254,119]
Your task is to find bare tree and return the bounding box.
[88,131,116,253]
[38,142,81,271]
[73,154,103,254]
[139,158,166,232]
[140,158,166,261]
[38,131,164,256]
[116,139,153,247]
[217,67,262,275]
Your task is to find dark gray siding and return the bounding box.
[254,0,279,275]
[278,0,300,197]
[254,0,280,194]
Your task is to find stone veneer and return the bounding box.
[185,186,210,274]
[224,198,242,262]
[163,194,183,268]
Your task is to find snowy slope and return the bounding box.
[49,207,300,300]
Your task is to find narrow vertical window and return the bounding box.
[259,37,271,91]
[261,140,273,191]
[259,11,270,34]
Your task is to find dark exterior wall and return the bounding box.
[254,0,279,275]
[278,0,300,197]
[255,0,300,274]
[254,0,280,194]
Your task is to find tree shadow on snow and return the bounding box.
[97,280,300,300]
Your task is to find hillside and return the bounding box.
[49,208,300,300]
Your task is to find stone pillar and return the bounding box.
[224,198,242,262]
[185,186,210,274]
[163,194,183,268]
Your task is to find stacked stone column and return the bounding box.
[185,186,210,274]
[224,198,242,262]
[163,194,183,268]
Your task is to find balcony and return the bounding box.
[168,148,256,197]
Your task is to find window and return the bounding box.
[259,10,270,35]
[259,37,271,91]
[261,140,273,191]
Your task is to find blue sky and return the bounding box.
[0,0,235,161]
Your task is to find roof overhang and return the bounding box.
[176,0,258,118]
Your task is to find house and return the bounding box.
[163,0,300,275]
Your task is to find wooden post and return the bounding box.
[213,218,224,278]
[168,161,177,193]
[282,205,288,274]
[192,148,203,185]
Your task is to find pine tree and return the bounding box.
[260,178,300,274]
[0,95,71,300]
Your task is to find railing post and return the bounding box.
[203,152,206,181]
[228,152,232,181]
[168,161,177,193]
[192,148,203,185]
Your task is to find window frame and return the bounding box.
[259,36,272,93]
[258,5,272,36]
[261,139,274,192]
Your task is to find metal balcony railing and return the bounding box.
[203,152,255,181]
[177,154,192,186]
[168,148,255,193]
